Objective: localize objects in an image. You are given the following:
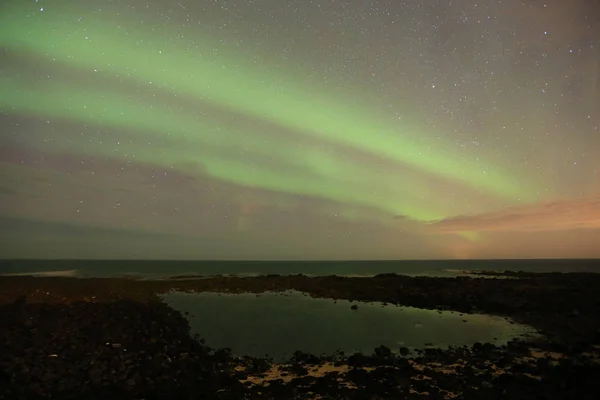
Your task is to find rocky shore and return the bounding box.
[1,272,599,399]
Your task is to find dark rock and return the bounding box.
[1,270,600,399]
[288,363,308,376]
[291,350,319,364]
[481,381,493,389]
[374,345,392,358]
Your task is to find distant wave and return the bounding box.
[441,269,508,276]
[442,269,472,274]
[0,269,79,277]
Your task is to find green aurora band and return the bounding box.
[0,2,543,224]
[1,75,443,220]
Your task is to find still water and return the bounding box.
[161,290,536,362]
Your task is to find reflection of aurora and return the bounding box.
[0,3,542,223]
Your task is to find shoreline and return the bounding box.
[1,272,599,399]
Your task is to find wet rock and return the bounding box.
[291,350,319,364]
[374,345,392,358]
[347,352,370,367]
[249,358,270,374]
[1,271,600,399]
[481,381,493,389]
[288,363,308,376]
[350,304,358,310]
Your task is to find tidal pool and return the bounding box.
[161,290,536,362]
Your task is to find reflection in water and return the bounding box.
[161,290,536,362]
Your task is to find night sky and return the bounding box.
[1,0,599,260]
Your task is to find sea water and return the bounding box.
[1,258,598,279]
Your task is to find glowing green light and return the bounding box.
[0,2,544,225]
[0,76,444,221]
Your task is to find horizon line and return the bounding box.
[1,258,599,262]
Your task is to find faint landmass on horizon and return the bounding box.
[0,259,597,280]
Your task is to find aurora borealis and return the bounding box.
[1,0,599,259]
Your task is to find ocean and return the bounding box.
[0,259,598,279]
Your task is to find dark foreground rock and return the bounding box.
[1,272,600,399]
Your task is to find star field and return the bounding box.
[0,0,599,259]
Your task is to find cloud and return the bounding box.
[0,216,179,240]
[428,194,600,233]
